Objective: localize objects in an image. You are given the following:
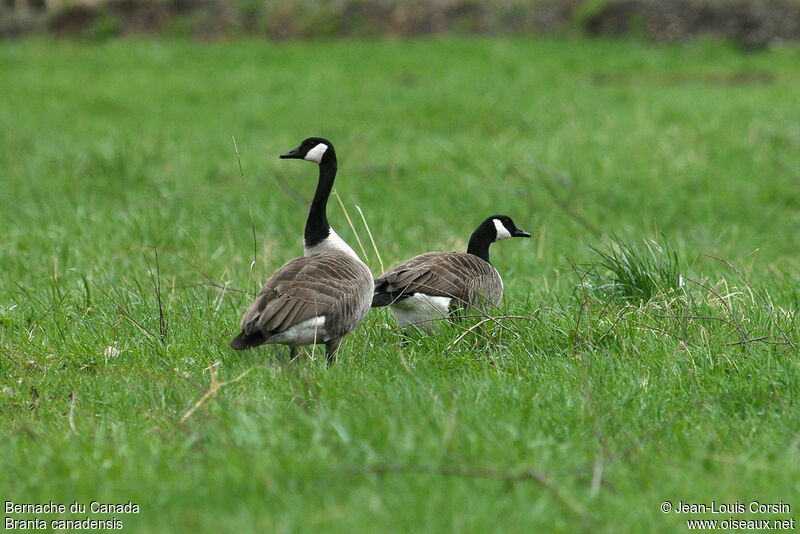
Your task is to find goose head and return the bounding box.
[487,215,531,242]
[467,215,530,262]
[280,137,335,165]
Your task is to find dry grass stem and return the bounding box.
[179,362,258,424]
[232,136,259,296]
[356,205,384,273]
[331,189,369,266]
[68,391,78,435]
[352,463,586,516]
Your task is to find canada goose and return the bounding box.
[230,137,373,363]
[372,215,530,332]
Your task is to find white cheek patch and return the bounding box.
[493,219,512,241]
[304,143,328,163]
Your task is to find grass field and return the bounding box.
[1,36,799,533]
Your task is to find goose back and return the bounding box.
[374,252,503,310]
[236,252,373,347]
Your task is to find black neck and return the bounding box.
[304,155,337,248]
[466,224,493,263]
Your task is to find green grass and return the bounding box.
[1,36,799,533]
[587,235,683,302]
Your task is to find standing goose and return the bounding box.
[372,215,530,332]
[230,137,373,363]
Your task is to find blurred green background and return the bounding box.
[1,3,799,532]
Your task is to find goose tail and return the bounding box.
[230,330,267,350]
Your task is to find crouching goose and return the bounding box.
[372,215,530,332]
[230,137,373,363]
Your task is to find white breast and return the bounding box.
[304,228,360,260]
[495,265,503,293]
[391,293,452,333]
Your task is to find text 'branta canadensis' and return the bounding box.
[372,215,530,332]
[230,137,373,363]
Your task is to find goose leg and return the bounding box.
[325,338,343,365]
[288,346,297,360]
[400,332,411,348]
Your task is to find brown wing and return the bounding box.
[238,252,372,339]
[374,252,502,306]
